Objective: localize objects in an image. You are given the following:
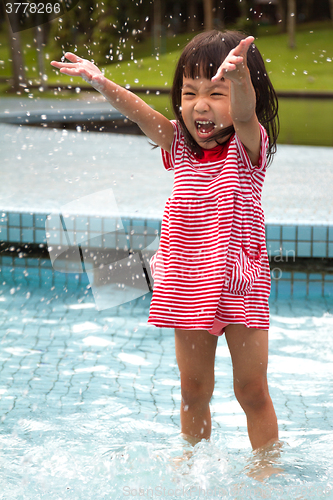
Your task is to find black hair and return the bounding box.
[171,30,279,164]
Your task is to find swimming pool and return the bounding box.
[0,260,332,500]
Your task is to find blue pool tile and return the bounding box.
[49,229,61,245]
[87,234,103,248]
[121,218,131,233]
[40,268,54,283]
[102,232,116,248]
[40,259,53,268]
[276,280,292,299]
[266,225,281,240]
[0,226,8,239]
[8,213,20,227]
[116,231,129,250]
[12,257,25,268]
[88,216,102,232]
[329,227,333,242]
[308,281,323,298]
[147,219,161,233]
[292,281,307,299]
[281,242,296,257]
[75,217,88,232]
[35,215,47,229]
[0,266,14,280]
[0,214,7,225]
[12,268,29,283]
[1,256,13,266]
[297,225,312,241]
[27,258,39,267]
[325,274,333,281]
[35,228,47,244]
[270,267,283,281]
[329,243,333,258]
[75,231,88,245]
[47,214,61,231]
[293,272,307,280]
[313,226,328,241]
[53,271,67,285]
[297,242,311,257]
[9,228,21,242]
[312,242,327,258]
[61,215,74,231]
[282,225,296,240]
[21,214,34,227]
[309,273,323,281]
[103,217,118,233]
[267,241,281,257]
[21,229,34,243]
[131,218,145,228]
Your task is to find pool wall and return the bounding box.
[0,209,332,301]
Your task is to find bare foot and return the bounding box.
[245,440,285,482]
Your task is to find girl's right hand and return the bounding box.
[51,53,106,92]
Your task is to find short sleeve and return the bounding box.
[234,124,269,172]
[161,120,181,171]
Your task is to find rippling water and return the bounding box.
[0,280,332,500]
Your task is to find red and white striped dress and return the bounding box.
[148,120,271,334]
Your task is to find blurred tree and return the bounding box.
[330,0,333,24]
[203,0,214,30]
[188,0,200,32]
[5,11,27,92]
[287,0,296,48]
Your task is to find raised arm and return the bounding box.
[212,37,260,166]
[51,53,174,153]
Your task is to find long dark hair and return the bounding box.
[171,30,279,164]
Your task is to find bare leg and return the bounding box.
[225,324,278,450]
[175,329,218,442]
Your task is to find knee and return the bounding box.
[180,376,214,409]
[234,378,269,411]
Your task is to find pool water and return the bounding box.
[0,274,333,500]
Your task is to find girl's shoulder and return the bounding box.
[161,120,188,171]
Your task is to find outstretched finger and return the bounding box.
[212,56,243,81]
[63,52,84,63]
[51,61,78,69]
[233,36,255,58]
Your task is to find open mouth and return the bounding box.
[195,120,216,137]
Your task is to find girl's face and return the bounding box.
[181,75,233,149]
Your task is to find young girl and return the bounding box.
[51,30,279,451]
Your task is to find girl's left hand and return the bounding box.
[211,36,254,83]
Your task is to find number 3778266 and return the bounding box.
[6,3,61,14]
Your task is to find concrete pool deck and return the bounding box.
[0,97,333,261]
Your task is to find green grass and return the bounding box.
[255,29,333,91]
[278,99,333,146]
[86,28,333,92]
